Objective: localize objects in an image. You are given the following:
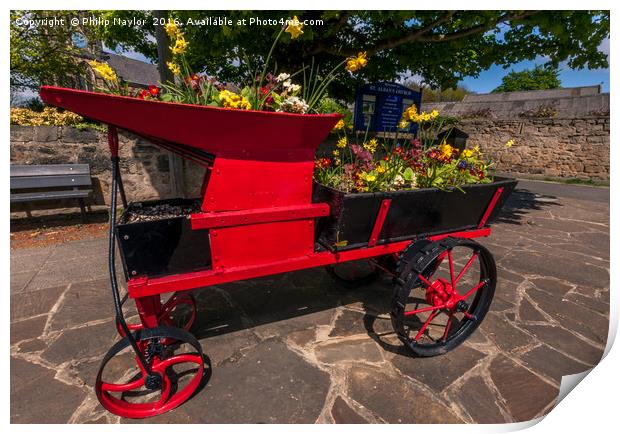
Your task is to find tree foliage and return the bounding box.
[12,10,609,101]
[493,65,561,93]
[405,80,471,102]
[10,10,99,92]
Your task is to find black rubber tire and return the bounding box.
[391,237,496,357]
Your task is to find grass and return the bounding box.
[542,177,609,187]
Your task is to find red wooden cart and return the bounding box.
[40,86,516,419]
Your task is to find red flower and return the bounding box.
[137,89,149,100]
[260,86,274,105]
[148,85,160,97]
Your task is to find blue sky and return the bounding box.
[459,60,610,93]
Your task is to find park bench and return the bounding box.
[10,164,93,222]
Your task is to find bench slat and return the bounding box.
[11,164,91,177]
[11,190,92,202]
[11,174,92,189]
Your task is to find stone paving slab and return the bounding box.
[9,181,609,424]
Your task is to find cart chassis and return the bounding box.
[102,125,504,418]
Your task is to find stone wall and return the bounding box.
[453,117,610,180]
[10,126,206,205]
[9,115,610,209]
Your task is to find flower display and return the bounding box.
[333,119,345,130]
[167,61,181,75]
[285,16,304,39]
[315,108,494,193]
[171,35,188,55]
[218,90,251,110]
[89,60,118,83]
[345,52,368,72]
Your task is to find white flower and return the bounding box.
[288,83,301,92]
[276,73,290,82]
[393,175,405,186]
[276,96,309,114]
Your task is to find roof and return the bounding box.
[98,52,160,87]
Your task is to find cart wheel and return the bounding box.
[391,237,496,357]
[96,326,208,419]
[116,292,196,344]
[326,255,396,289]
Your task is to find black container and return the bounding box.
[115,198,211,280]
[313,177,517,251]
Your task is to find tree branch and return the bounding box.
[317,10,542,57]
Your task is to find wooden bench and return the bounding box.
[10,164,93,222]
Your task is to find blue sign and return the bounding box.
[353,82,422,134]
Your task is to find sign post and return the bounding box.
[353,82,422,134]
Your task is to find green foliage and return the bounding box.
[93,10,608,100]
[493,65,561,93]
[315,97,352,124]
[405,81,471,102]
[10,11,98,92]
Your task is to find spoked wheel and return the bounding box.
[326,255,397,289]
[116,292,196,344]
[96,326,208,419]
[391,238,496,357]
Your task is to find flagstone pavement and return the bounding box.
[10,180,609,424]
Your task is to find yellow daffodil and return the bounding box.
[363,138,378,153]
[440,142,454,158]
[332,150,340,157]
[167,61,181,75]
[505,139,514,148]
[218,90,251,110]
[165,21,181,39]
[336,137,348,148]
[345,52,369,73]
[365,174,377,182]
[89,60,118,83]
[171,35,188,55]
[398,120,410,129]
[461,149,473,158]
[333,119,345,130]
[285,16,304,39]
[473,145,481,153]
[430,109,439,119]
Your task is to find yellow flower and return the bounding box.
[430,109,439,119]
[376,165,385,174]
[336,137,348,148]
[89,60,118,82]
[440,142,454,158]
[167,61,181,75]
[285,16,304,39]
[402,104,418,120]
[165,21,181,39]
[171,35,188,55]
[365,174,377,182]
[345,52,369,73]
[461,149,473,158]
[332,150,340,157]
[363,138,378,153]
[398,120,410,129]
[505,139,515,148]
[473,145,480,153]
[333,119,345,130]
[218,90,251,110]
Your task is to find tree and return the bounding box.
[405,80,472,102]
[13,10,609,101]
[10,10,99,92]
[492,65,561,93]
[94,10,608,100]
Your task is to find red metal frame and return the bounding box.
[127,227,492,298]
[368,199,392,247]
[478,187,504,228]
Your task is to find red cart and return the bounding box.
[40,86,516,419]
